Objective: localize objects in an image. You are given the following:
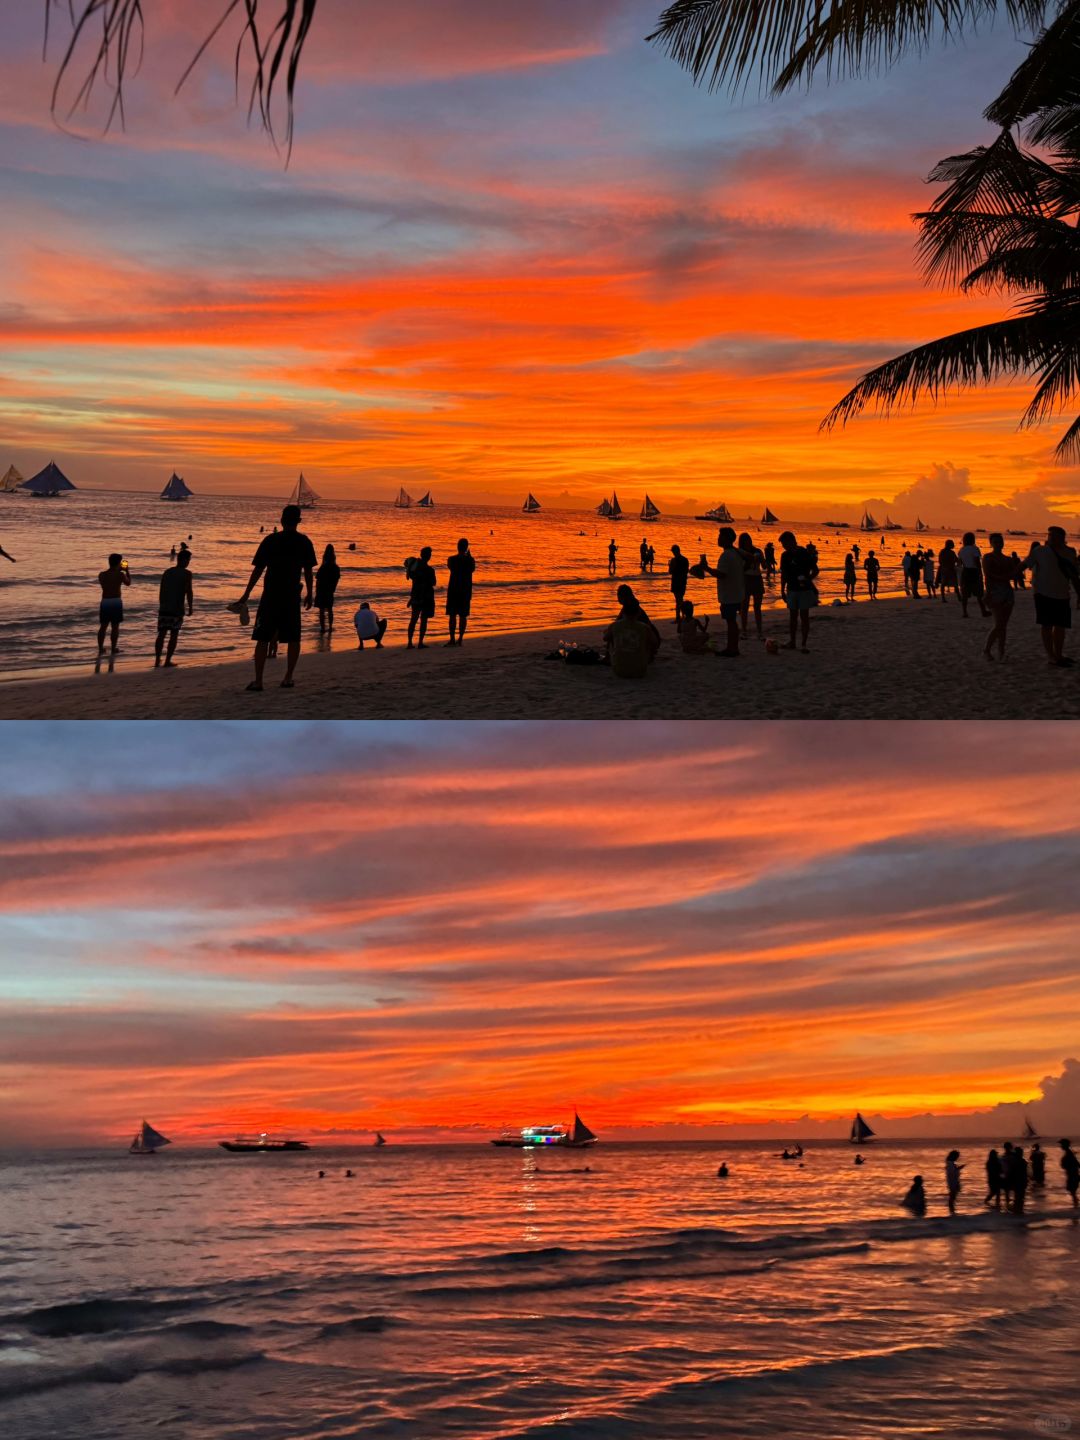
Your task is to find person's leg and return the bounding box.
[154,626,165,666]
[418,614,429,647]
[109,619,120,654]
[753,591,763,637]
[447,613,457,646]
[984,607,1000,658]
[282,639,300,685]
[251,640,268,689]
[458,614,468,644]
[800,610,810,651]
[327,608,334,634]
[998,603,1013,659]
[1053,625,1066,663]
[376,618,387,647]
[785,604,797,648]
[739,596,749,638]
[164,627,180,665]
[318,606,326,634]
[407,610,418,647]
[97,618,107,654]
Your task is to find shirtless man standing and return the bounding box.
[97,553,130,656]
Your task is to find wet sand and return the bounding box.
[1,597,1076,719]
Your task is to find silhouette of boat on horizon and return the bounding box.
[491,1113,598,1148]
[219,1133,310,1153]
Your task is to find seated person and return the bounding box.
[678,599,711,653]
[353,601,388,648]
[603,585,662,677]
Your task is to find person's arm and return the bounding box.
[303,564,314,608]
[120,566,131,587]
[184,573,194,615]
[239,563,265,603]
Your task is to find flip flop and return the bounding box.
[280,679,295,688]
[245,682,263,692]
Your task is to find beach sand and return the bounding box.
[2,597,1077,719]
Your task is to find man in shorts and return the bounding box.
[957,532,990,618]
[668,544,690,628]
[236,504,316,691]
[155,549,194,667]
[702,527,745,657]
[1026,526,1080,667]
[779,530,819,652]
[97,553,131,656]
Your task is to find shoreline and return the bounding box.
[2,597,1077,719]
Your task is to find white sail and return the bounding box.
[915,517,928,532]
[522,493,541,512]
[0,464,24,493]
[640,493,660,520]
[395,487,413,508]
[288,473,320,508]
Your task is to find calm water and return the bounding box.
[0,490,1020,680]
[2,1141,1077,1439]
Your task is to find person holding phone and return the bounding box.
[97,553,130,657]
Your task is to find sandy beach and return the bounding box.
[3,596,1076,719]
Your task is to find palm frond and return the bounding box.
[986,0,1080,131]
[821,315,1048,429]
[1015,289,1080,421]
[959,232,1080,293]
[647,0,1050,93]
[1051,410,1080,460]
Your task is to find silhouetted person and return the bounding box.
[315,544,341,634]
[958,532,990,618]
[647,544,655,572]
[0,541,13,564]
[1008,1145,1028,1213]
[737,532,766,638]
[154,549,193,668]
[1002,1141,1016,1209]
[354,601,388,649]
[763,541,776,578]
[864,551,880,598]
[407,546,436,649]
[923,548,937,595]
[678,598,710,653]
[937,539,959,603]
[717,1163,729,1178]
[1030,1142,1046,1187]
[902,549,913,596]
[984,1148,1003,1209]
[701,527,745,657]
[902,1175,927,1216]
[639,536,649,572]
[669,544,690,627]
[237,504,315,691]
[843,551,857,600]
[607,538,618,575]
[317,1170,325,1178]
[854,1153,864,1165]
[982,533,1019,660]
[446,537,475,645]
[1059,1139,1079,1207]
[946,1150,964,1213]
[344,1169,354,1177]
[779,531,819,652]
[97,553,130,656]
[1026,526,1080,667]
[604,584,661,677]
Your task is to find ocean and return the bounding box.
[2,1140,1077,1440]
[0,490,1020,681]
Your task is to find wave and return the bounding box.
[7,1296,199,1338]
[0,1344,263,1403]
[317,1314,391,1338]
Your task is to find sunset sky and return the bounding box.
[0,1,1077,522]
[2,720,1076,1146]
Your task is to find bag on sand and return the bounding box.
[609,619,651,679]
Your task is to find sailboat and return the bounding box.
[914,517,929,532]
[608,492,623,521]
[883,513,902,531]
[394,487,413,508]
[21,461,76,498]
[160,472,193,502]
[374,1132,387,1147]
[596,496,612,517]
[130,1120,171,1155]
[1022,1114,1038,1140]
[860,509,880,532]
[491,1111,599,1148]
[849,1112,875,1144]
[417,491,435,508]
[1,464,24,494]
[696,501,733,521]
[522,492,541,513]
[287,473,320,509]
[760,506,778,524]
[640,493,660,522]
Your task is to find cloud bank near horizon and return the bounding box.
[1,721,1077,1146]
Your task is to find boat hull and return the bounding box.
[491,1138,597,1148]
[218,1140,310,1152]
